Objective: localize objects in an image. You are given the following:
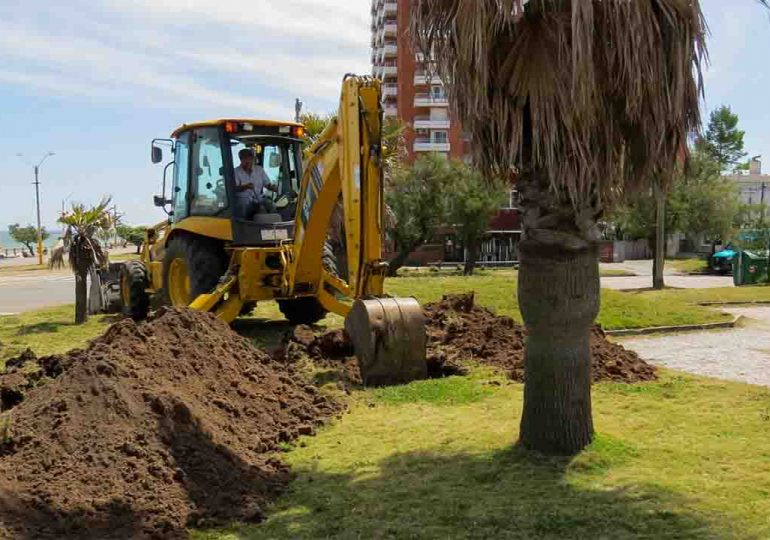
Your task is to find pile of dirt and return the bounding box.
[0,308,341,539]
[424,293,657,383]
[281,294,656,386]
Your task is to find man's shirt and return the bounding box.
[234,165,271,202]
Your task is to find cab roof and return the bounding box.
[170,118,304,138]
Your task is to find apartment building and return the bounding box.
[370,0,468,162]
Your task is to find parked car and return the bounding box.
[711,244,737,275]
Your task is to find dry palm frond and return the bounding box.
[50,197,113,275]
[411,0,708,214]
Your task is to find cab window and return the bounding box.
[190,127,228,216]
[172,132,190,222]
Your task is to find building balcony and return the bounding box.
[414,93,449,107]
[382,84,398,97]
[383,105,398,117]
[383,22,397,35]
[414,139,451,152]
[374,65,398,78]
[413,117,450,129]
[383,44,398,56]
[383,1,397,16]
[414,72,442,85]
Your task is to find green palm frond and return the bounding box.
[411,0,708,212]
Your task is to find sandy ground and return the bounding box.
[621,306,770,387]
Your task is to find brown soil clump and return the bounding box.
[0,308,340,539]
[425,293,657,383]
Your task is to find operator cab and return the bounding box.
[151,119,305,246]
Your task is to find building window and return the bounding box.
[432,131,448,144]
[503,190,520,210]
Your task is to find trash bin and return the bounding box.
[734,250,770,286]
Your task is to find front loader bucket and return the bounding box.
[344,297,427,386]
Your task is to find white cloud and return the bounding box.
[0,0,371,115]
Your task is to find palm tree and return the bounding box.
[50,198,113,324]
[411,0,708,455]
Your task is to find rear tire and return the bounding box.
[277,240,341,325]
[162,234,227,306]
[278,297,328,325]
[121,261,150,321]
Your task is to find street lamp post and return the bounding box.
[18,152,55,265]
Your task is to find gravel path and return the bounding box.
[620,306,770,387]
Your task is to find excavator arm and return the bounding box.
[288,75,427,385]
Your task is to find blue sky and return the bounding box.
[1,1,768,228]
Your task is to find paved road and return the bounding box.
[621,306,770,387]
[0,272,75,314]
[601,275,734,290]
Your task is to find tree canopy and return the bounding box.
[8,224,49,255]
[700,105,747,172]
[446,162,508,275]
[385,153,453,275]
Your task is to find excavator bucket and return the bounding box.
[344,297,427,386]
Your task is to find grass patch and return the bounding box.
[668,258,709,274]
[0,263,54,274]
[386,273,738,330]
[599,268,637,277]
[0,305,115,368]
[369,374,498,406]
[196,372,770,539]
[108,252,140,262]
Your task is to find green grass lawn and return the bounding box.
[599,268,637,277]
[668,257,709,274]
[195,371,770,539]
[386,272,746,330]
[0,306,119,368]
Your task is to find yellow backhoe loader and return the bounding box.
[118,75,425,385]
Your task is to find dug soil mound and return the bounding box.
[0,308,341,539]
[281,293,656,385]
[424,293,657,383]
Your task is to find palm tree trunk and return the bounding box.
[653,183,666,290]
[74,270,89,324]
[517,177,600,455]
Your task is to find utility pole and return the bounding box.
[18,152,54,265]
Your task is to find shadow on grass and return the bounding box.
[222,447,714,539]
[15,321,73,335]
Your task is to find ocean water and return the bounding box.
[0,230,60,250]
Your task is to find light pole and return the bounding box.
[17,152,55,265]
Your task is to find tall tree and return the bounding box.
[50,198,113,324]
[8,224,49,256]
[116,224,147,254]
[385,153,452,275]
[413,0,706,454]
[701,106,747,172]
[446,162,508,275]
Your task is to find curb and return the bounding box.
[607,315,743,337]
[697,301,770,306]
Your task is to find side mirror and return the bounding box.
[151,145,163,164]
[154,195,171,207]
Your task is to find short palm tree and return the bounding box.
[50,198,113,324]
[412,0,708,454]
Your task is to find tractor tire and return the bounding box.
[240,302,257,316]
[121,260,150,321]
[278,297,328,325]
[162,234,227,307]
[279,241,342,325]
